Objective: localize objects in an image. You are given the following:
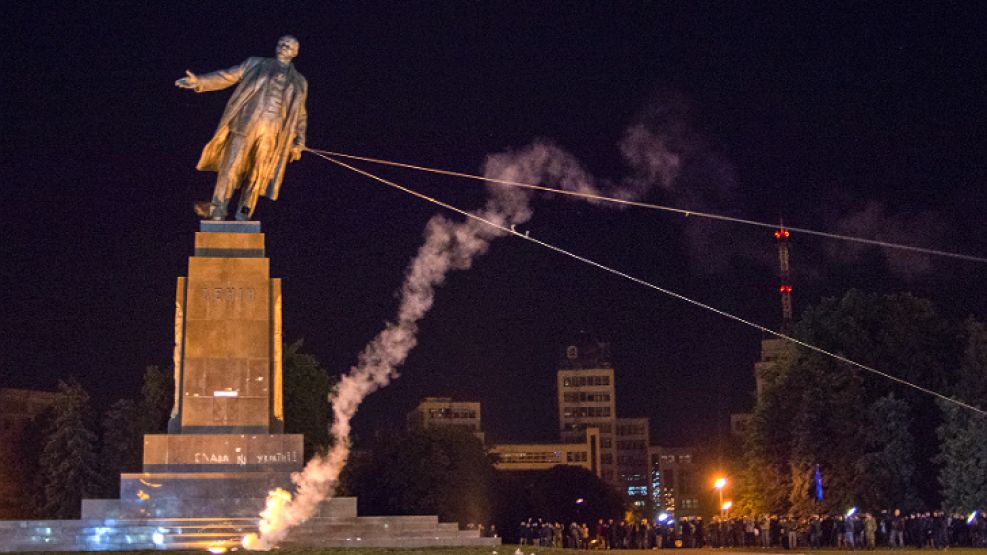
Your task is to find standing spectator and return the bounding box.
[889,509,905,548]
[568,522,581,549]
[787,516,799,549]
[864,513,877,550]
[845,515,857,550]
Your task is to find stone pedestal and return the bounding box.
[170,220,284,434]
[130,221,303,518]
[0,221,498,552]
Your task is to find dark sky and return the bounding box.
[4,2,987,446]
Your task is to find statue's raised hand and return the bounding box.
[175,70,199,89]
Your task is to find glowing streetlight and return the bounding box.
[722,500,733,512]
[713,476,727,515]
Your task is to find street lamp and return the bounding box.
[713,477,727,516]
[722,500,733,512]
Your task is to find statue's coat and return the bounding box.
[193,57,308,201]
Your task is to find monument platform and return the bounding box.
[0,221,498,551]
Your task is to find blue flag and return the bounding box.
[815,464,824,501]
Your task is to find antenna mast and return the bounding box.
[774,220,793,330]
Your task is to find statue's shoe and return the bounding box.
[193,201,212,219]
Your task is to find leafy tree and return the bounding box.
[100,398,143,496]
[282,340,333,459]
[340,427,495,525]
[855,394,921,511]
[37,379,103,518]
[493,464,624,541]
[744,290,955,513]
[140,365,172,433]
[97,365,173,495]
[936,319,987,512]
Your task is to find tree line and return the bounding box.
[20,339,335,518]
[740,289,987,515]
[19,338,622,532]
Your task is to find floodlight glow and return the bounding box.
[968,510,978,524]
[713,477,727,489]
[722,501,733,511]
[152,532,164,546]
[657,512,669,522]
[575,498,585,505]
[846,507,857,517]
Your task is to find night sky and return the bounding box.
[4,3,987,447]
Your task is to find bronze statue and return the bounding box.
[176,36,308,221]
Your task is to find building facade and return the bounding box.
[490,427,601,475]
[649,445,701,518]
[557,336,617,483]
[406,397,484,443]
[616,417,651,508]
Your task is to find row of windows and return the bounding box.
[562,375,611,387]
[627,486,648,496]
[617,440,646,450]
[655,469,699,495]
[680,497,700,509]
[563,423,612,433]
[563,406,611,418]
[600,454,613,464]
[566,451,588,463]
[562,392,612,403]
[617,423,647,436]
[617,455,646,465]
[426,408,478,419]
[437,423,479,431]
[654,454,692,465]
[498,451,561,464]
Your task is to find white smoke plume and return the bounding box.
[242,141,629,550]
[827,200,944,280]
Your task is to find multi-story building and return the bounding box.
[406,397,484,443]
[490,427,601,475]
[649,445,701,518]
[616,417,651,508]
[557,335,617,483]
[556,334,653,509]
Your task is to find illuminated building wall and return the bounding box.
[407,397,484,443]
[616,417,650,508]
[648,446,700,518]
[490,427,601,474]
[557,335,617,483]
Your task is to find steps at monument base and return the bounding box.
[0,519,158,551]
[0,512,500,551]
[84,493,361,520]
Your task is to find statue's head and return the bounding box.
[276,35,300,61]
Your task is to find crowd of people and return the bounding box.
[508,510,987,549]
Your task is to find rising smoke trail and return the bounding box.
[243,133,683,549]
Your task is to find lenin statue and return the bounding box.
[176,36,308,221]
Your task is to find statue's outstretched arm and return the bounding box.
[175,58,253,93]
